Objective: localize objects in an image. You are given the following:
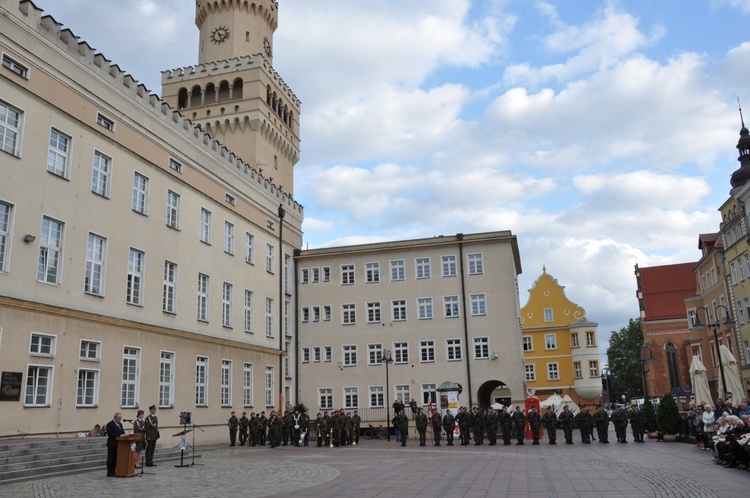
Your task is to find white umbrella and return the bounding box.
[689,356,712,406]
[490,402,506,410]
[560,394,581,416]
[719,345,745,403]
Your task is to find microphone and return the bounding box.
[122,419,133,423]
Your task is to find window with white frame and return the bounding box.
[126,248,144,305]
[25,365,53,406]
[0,100,23,156]
[265,366,274,407]
[47,128,71,178]
[265,297,274,337]
[525,364,536,381]
[571,332,579,348]
[420,340,435,362]
[80,340,100,361]
[470,293,486,316]
[265,244,274,273]
[573,361,582,379]
[221,360,232,407]
[301,306,310,323]
[368,343,383,365]
[323,266,331,282]
[418,298,433,320]
[196,356,208,406]
[313,306,321,322]
[159,351,174,408]
[91,151,111,198]
[30,333,55,356]
[168,158,182,173]
[2,54,29,78]
[313,346,321,362]
[243,363,253,407]
[121,347,140,408]
[342,303,356,325]
[344,386,359,409]
[395,385,411,404]
[391,260,405,281]
[394,341,408,364]
[547,363,560,381]
[586,331,596,347]
[319,387,333,410]
[544,308,554,322]
[245,233,254,264]
[369,385,384,408]
[37,216,64,284]
[323,305,332,321]
[324,346,332,362]
[473,337,489,359]
[0,201,12,273]
[341,264,354,285]
[446,338,462,361]
[366,262,380,283]
[467,253,483,275]
[392,300,407,321]
[312,267,320,283]
[199,208,211,244]
[589,360,599,378]
[132,173,149,215]
[522,336,533,352]
[76,368,99,407]
[284,254,291,295]
[244,290,254,333]
[300,268,309,284]
[84,233,106,296]
[421,383,437,406]
[222,282,233,327]
[416,258,430,279]
[166,190,180,229]
[442,255,457,277]
[367,302,381,323]
[444,296,460,318]
[96,113,115,131]
[224,221,234,254]
[163,261,177,314]
[301,346,311,363]
[343,345,357,366]
[545,334,557,350]
[197,273,209,322]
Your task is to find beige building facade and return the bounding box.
[0,0,302,442]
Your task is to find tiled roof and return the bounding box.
[638,262,695,321]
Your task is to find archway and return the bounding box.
[477,380,512,408]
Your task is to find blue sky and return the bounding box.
[39,0,750,359]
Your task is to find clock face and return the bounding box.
[211,26,230,44]
[263,36,272,57]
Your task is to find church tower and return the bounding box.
[161,0,300,194]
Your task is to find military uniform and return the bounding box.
[499,407,513,445]
[331,412,342,447]
[542,407,558,444]
[415,409,429,446]
[292,411,303,446]
[351,412,361,445]
[487,409,499,445]
[257,413,267,445]
[593,407,610,443]
[249,413,258,446]
[527,407,541,445]
[144,405,159,466]
[322,412,332,446]
[396,411,409,446]
[512,406,526,445]
[431,411,442,445]
[301,411,311,446]
[629,405,644,442]
[442,410,456,446]
[268,412,282,448]
[239,413,249,446]
[559,407,575,444]
[228,411,239,446]
[613,407,628,443]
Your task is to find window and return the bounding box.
[323,266,331,282]
[343,345,357,366]
[586,331,596,347]
[416,258,430,279]
[573,361,582,379]
[571,333,579,348]
[91,151,111,198]
[159,351,174,408]
[284,255,291,295]
[47,129,71,178]
[342,303,356,325]
[473,337,489,359]
[324,346,332,362]
[368,343,383,365]
[391,260,405,281]
[84,234,106,296]
[344,387,359,409]
[442,255,456,277]
[222,282,233,327]
[319,388,333,410]
[0,201,12,273]
[265,298,274,337]
[300,268,309,284]
[525,364,536,381]
[420,340,435,363]
[418,298,433,320]
[467,253,483,274]
[80,340,100,361]
[243,363,254,407]
[0,100,23,156]
[446,339,462,361]
[547,363,560,381]
[221,360,232,407]
[132,173,149,214]
[301,307,310,323]
[421,383,437,406]
[313,306,321,322]
[225,193,235,206]
[245,233,254,264]
[369,386,384,408]
[2,54,29,78]
[395,385,411,404]
[367,302,381,323]
[265,244,274,273]
[470,294,486,316]
[392,300,407,321]
[163,261,177,314]
[200,208,211,243]
[323,305,332,322]
[588,360,599,378]
[76,368,99,407]
[444,296,460,318]
[37,216,64,284]
[394,341,409,364]
[265,367,274,407]
[545,334,557,350]
[166,190,180,229]
[96,113,115,131]
[366,262,380,283]
[121,347,140,408]
[285,301,291,337]
[30,333,55,356]
[313,347,321,362]
[25,365,53,406]
[126,248,144,305]
[168,158,183,173]
[341,264,355,285]
[312,267,320,283]
[522,336,533,352]
[196,356,208,406]
[224,221,234,254]
[544,308,554,322]
[197,273,209,322]
[301,347,310,363]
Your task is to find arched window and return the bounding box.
[665,342,680,392]
[218,80,231,103]
[177,88,188,109]
[233,78,244,100]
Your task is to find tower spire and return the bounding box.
[731,96,750,188]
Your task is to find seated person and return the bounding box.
[88,424,105,437]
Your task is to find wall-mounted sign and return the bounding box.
[0,372,23,401]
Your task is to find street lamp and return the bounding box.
[601,366,610,405]
[379,349,394,442]
[640,344,655,401]
[693,305,734,400]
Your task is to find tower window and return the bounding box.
[246,32,250,42]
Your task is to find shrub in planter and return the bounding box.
[643,400,657,433]
[656,393,681,435]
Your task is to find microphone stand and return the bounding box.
[190,423,205,466]
[133,419,154,476]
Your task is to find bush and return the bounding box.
[294,402,309,414]
[656,393,681,434]
[642,400,657,432]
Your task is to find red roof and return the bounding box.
[637,262,695,321]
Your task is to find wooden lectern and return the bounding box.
[115,434,141,477]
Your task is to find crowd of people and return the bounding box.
[690,397,750,471]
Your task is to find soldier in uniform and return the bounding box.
[487,408,499,445]
[396,409,409,447]
[559,405,575,444]
[292,410,303,447]
[344,412,354,445]
[351,410,361,445]
[228,411,239,447]
[331,410,342,447]
[301,410,311,446]
[580,407,594,444]
[268,411,282,448]
[593,406,610,443]
[500,406,513,445]
[431,409,442,446]
[415,408,428,446]
[257,411,267,446]
[442,409,456,446]
[280,411,291,446]
[527,406,542,445]
[144,405,159,466]
[239,412,249,446]
[249,412,258,446]
[474,408,486,445]
[457,407,470,446]
[542,406,558,444]
[614,406,629,443]
[512,405,527,445]
[629,404,644,443]
[322,411,333,446]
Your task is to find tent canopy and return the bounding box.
[540,394,581,416]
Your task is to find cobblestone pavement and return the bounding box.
[2,431,749,497]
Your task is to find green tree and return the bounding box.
[606,318,644,400]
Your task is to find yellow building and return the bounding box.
[520,268,601,405]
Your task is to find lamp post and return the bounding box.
[601,366,610,405]
[640,344,655,402]
[379,350,394,442]
[692,305,733,400]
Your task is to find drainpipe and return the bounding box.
[457,233,473,407]
[278,204,285,411]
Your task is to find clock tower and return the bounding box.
[162,0,300,194]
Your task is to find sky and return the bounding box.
[37,0,750,360]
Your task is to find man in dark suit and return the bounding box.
[106,412,126,476]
